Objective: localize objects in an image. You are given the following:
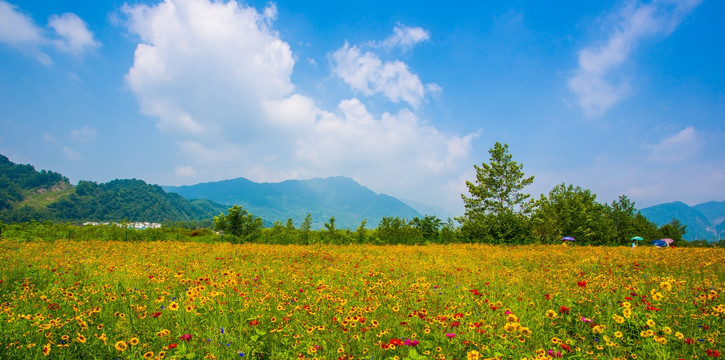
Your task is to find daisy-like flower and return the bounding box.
[115,341,128,352]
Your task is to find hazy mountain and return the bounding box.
[401,197,456,220]
[164,176,421,229]
[639,201,721,240]
[693,201,725,226]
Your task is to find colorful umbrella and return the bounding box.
[652,240,668,247]
[561,236,575,241]
[631,236,643,241]
[661,238,674,244]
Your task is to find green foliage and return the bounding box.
[531,183,614,245]
[658,218,686,242]
[411,215,442,242]
[0,154,69,211]
[458,142,534,243]
[213,205,263,242]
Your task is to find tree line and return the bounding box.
[0,144,712,247]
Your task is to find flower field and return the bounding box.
[0,240,723,360]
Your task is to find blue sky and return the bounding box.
[1,0,723,217]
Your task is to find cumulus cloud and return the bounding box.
[381,24,430,51]
[0,1,41,46]
[69,126,97,143]
[123,0,475,213]
[0,1,98,64]
[643,126,701,163]
[124,0,294,137]
[330,25,439,108]
[330,43,433,107]
[48,13,100,56]
[0,0,50,64]
[568,0,701,117]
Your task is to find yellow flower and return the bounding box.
[545,310,558,319]
[660,282,672,291]
[663,326,672,334]
[169,302,179,311]
[623,308,632,318]
[467,350,481,360]
[614,331,623,338]
[143,351,154,359]
[129,337,139,346]
[646,319,655,328]
[115,341,128,352]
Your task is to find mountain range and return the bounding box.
[639,201,725,241]
[163,176,421,229]
[3,153,725,239]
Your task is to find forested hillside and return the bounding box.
[0,155,226,223]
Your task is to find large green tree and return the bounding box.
[531,183,614,245]
[213,205,263,242]
[458,142,534,242]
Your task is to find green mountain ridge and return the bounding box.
[639,201,724,241]
[0,155,226,223]
[163,176,422,229]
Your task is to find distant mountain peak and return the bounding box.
[164,176,420,229]
[640,200,724,241]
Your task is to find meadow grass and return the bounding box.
[0,240,722,359]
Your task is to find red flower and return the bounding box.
[561,343,571,352]
[389,338,403,346]
[559,306,570,314]
[249,320,259,326]
[152,312,162,318]
[168,343,178,349]
[685,338,694,345]
[577,281,587,287]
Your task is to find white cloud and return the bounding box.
[0,0,51,65]
[0,1,41,45]
[69,126,97,143]
[174,165,197,177]
[381,24,430,51]
[48,13,100,56]
[569,0,701,117]
[61,146,80,160]
[123,0,476,213]
[330,42,439,107]
[0,1,97,64]
[643,126,701,163]
[124,0,294,138]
